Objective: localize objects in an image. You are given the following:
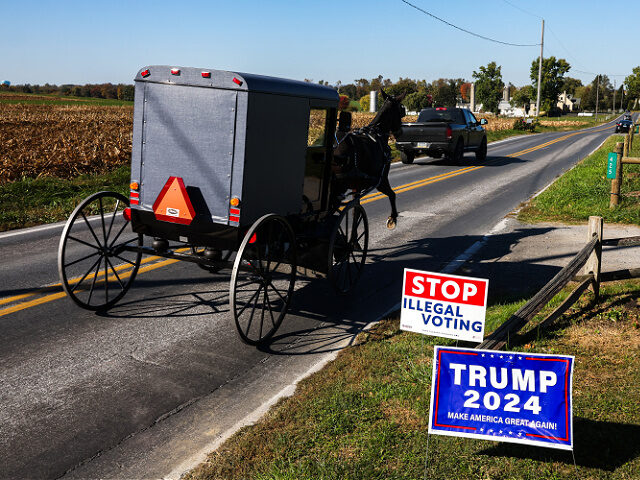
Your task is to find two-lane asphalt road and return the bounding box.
[0,117,623,479]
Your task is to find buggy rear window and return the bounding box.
[417,108,462,123]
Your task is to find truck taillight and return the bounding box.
[446,126,452,139]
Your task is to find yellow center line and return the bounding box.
[1,122,617,317]
[0,257,182,318]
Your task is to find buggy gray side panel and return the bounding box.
[130,81,146,193]
[241,93,309,225]
[140,83,237,223]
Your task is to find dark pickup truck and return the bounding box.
[395,107,488,164]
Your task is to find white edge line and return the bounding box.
[167,350,342,480]
[0,214,103,240]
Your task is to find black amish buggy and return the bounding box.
[57,66,402,345]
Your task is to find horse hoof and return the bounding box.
[386,217,397,230]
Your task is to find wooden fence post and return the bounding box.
[624,134,629,158]
[610,142,624,208]
[585,216,603,301]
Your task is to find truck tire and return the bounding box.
[400,151,415,164]
[475,137,487,162]
[451,140,464,164]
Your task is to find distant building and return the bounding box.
[557,91,581,112]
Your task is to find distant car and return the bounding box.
[615,119,633,133]
[623,114,632,121]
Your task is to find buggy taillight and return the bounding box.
[171,68,180,75]
[141,69,150,77]
[201,71,211,78]
[233,77,243,86]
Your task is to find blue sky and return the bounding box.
[1,0,636,88]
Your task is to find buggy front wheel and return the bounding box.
[57,191,142,310]
[230,214,297,345]
[328,202,369,295]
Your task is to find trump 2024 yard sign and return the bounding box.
[400,269,488,343]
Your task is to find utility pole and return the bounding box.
[535,19,544,117]
[595,74,600,120]
[613,79,616,113]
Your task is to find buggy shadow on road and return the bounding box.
[411,154,526,168]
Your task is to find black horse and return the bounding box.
[333,89,405,229]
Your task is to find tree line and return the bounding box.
[0,82,135,101]
[4,61,640,114]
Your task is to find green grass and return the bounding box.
[0,91,133,106]
[0,165,130,231]
[519,134,640,225]
[184,280,640,480]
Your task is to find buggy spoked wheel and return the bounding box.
[58,191,142,310]
[328,202,369,295]
[230,214,297,345]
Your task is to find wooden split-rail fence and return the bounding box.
[610,119,640,207]
[478,216,640,351]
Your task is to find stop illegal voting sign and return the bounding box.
[429,346,574,450]
[400,269,488,342]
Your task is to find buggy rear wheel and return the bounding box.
[230,214,297,345]
[328,202,369,295]
[58,191,142,310]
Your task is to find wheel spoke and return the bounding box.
[65,250,100,268]
[269,283,287,303]
[264,287,276,326]
[106,199,120,242]
[87,256,102,304]
[104,258,109,304]
[259,288,267,339]
[67,234,101,250]
[105,256,125,290]
[81,212,103,249]
[71,255,102,293]
[108,220,129,249]
[236,285,262,317]
[244,285,263,337]
[113,254,138,267]
[99,196,107,246]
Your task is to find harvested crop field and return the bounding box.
[0,104,133,183]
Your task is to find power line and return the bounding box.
[499,0,542,20]
[400,0,540,47]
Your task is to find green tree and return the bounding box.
[510,85,534,110]
[562,77,582,95]
[530,56,571,112]
[624,66,640,106]
[472,61,504,114]
[403,91,432,111]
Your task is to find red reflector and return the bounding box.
[446,126,452,139]
[141,69,150,77]
[229,208,240,215]
[130,191,139,199]
[123,208,132,221]
[129,199,139,205]
[249,233,257,243]
[233,77,243,86]
[436,107,447,111]
[229,215,240,223]
[201,71,211,78]
[171,68,180,75]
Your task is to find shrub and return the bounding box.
[513,118,537,132]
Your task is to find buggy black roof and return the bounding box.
[135,65,339,104]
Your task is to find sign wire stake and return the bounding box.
[571,449,579,479]
[422,432,432,480]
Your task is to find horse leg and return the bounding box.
[377,175,398,229]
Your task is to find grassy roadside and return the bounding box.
[519,134,640,225]
[0,165,130,231]
[185,280,640,480]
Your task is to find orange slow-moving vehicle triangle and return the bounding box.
[152,176,196,225]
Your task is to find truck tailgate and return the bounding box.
[397,122,449,143]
